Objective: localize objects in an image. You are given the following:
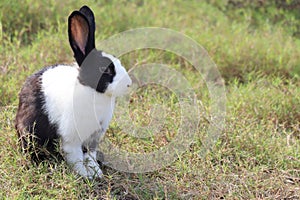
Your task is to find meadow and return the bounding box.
[0,0,299,199]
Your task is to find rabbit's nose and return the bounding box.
[127,78,132,87]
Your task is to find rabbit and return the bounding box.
[15,5,132,179]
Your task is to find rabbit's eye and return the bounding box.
[96,61,116,93]
[99,67,105,73]
[99,63,115,75]
[104,67,112,74]
[104,63,115,75]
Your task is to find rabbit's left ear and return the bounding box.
[79,5,95,38]
[68,6,95,65]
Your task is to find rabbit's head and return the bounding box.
[68,6,132,97]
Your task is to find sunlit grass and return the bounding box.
[0,0,299,199]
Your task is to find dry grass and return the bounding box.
[0,0,299,199]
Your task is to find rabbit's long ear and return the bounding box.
[79,5,95,40]
[68,9,95,66]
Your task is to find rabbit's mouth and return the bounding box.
[105,75,132,97]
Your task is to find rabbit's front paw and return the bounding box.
[84,153,103,179]
[86,163,103,179]
[73,161,102,179]
[73,162,89,178]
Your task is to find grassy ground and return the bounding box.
[0,0,299,199]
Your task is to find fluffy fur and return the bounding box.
[15,6,132,179]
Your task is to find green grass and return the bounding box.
[1,0,299,199]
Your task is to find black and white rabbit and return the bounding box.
[15,6,132,179]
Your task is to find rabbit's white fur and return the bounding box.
[41,53,131,178]
[15,5,132,179]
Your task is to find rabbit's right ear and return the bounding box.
[68,10,95,66]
